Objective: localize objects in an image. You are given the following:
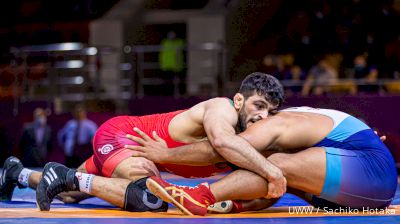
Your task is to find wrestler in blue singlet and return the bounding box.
[283,107,398,208]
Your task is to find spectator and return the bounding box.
[19,108,52,167]
[301,57,338,96]
[159,31,186,95]
[283,65,306,96]
[352,54,379,93]
[276,53,296,80]
[58,104,97,168]
[159,31,185,73]
[260,54,279,75]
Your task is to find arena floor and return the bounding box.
[1,173,399,224]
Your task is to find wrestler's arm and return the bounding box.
[125,129,226,166]
[166,120,385,160]
[156,140,226,165]
[125,111,285,166]
[237,116,285,152]
[160,116,286,166]
[203,99,285,193]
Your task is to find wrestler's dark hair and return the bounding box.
[238,72,284,107]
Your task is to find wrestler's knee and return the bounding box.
[124,177,168,212]
[132,158,159,176]
[113,157,160,180]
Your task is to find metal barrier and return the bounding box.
[4,41,227,114]
[122,42,227,98]
[5,42,117,114]
[3,42,399,115]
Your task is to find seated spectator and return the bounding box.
[352,54,379,93]
[260,54,279,75]
[19,108,52,167]
[276,53,297,80]
[384,71,400,93]
[301,57,338,96]
[283,65,306,96]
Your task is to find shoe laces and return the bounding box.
[172,182,209,191]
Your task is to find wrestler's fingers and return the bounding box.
[152,131,167,144]
[374,130,387,142]
[130,151,146,158]
[133,127,152,141]
[124,144,146,152]
[125,134,145,145]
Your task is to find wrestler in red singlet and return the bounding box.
[85,110,232,178]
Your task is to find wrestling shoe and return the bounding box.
[0,156,24,201]
[146,176,216,216]
[207,200,233,214]
[36,162,78,211]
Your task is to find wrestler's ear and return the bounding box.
[233,93,244,110]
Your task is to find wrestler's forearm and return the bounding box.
[161,141,226,166]
[212,134,282,181]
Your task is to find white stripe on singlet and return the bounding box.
[281,107,350,129]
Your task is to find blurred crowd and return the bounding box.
[259,52,400,96]
[2,0,400,99]
[257,0,400,96]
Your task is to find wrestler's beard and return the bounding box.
[237,108,247,133]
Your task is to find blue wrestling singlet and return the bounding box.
[282,107,398,209]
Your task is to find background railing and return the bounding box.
[122,42,227,98]
[2,42,400,115]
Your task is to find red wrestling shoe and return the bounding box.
[146,176,216,216]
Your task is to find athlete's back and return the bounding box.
[278,107,397,208]
[87,98,235,178]
[281,107,385,151]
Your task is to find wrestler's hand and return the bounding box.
[374,131,386,142]
[124,127,169,163]
[266,168,287,199]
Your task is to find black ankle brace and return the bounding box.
[124,177,168,212]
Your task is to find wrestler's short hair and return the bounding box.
[239,72,284,107]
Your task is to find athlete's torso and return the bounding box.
[98,107,232,178]
[132,110,190,148]
[282,106,351,131]
[281,107,386,152]
[99,110,189,148]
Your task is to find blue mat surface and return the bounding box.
[0,175,314,209]
[1,173,399,224]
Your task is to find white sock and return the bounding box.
[75,172,94,194]
[18,168,33,188]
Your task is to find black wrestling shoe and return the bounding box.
[36,162,78,211]
[0,156,24,201]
